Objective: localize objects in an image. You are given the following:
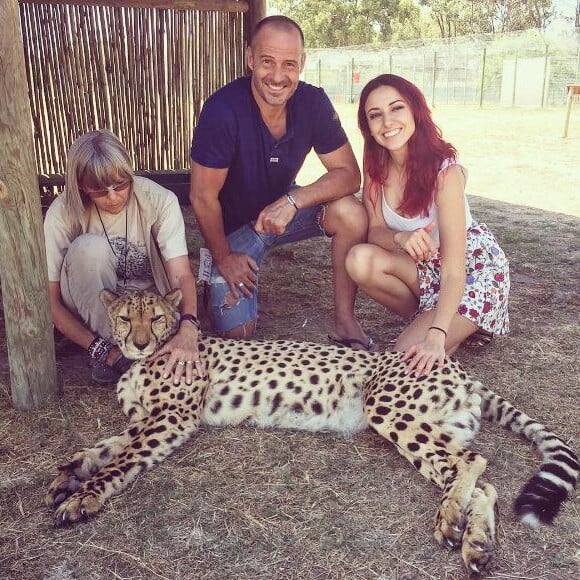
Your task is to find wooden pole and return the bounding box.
[562,84,580,139]
[0,0,59,410]
[244,0,266,47]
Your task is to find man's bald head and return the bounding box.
[250,15,305,50]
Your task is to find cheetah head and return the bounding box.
[100,289,182,360]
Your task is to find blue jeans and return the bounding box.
[208,204,327,333]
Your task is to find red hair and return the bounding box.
[357,74,457,217]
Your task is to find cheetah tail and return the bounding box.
[475,381,578,527]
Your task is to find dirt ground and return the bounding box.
[0,195,579,580]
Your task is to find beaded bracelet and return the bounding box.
[87,336,113,363]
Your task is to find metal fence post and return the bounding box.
[463,53,469,105]
[349,57,355,103]
[541,44,549,109]
[511,51,518,107]
[301,33,578,108]
[479,47,486,108]
[431,51,437,107]
[445,52,451,104]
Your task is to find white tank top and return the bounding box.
[381,158,473,247]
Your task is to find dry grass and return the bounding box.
[300,104,580,218]
[1,106,579,579]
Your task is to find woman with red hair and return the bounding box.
[346,74,509,376]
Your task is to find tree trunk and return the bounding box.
[0,0,59,409]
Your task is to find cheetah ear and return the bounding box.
[164,289,183,311]
[100,289,119,309]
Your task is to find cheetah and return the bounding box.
[46,289,578,576]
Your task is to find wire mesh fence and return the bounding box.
[303,30,580,108]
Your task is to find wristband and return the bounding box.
[428,326,448,338]
[87,336,113,363]
[180,313,201,330]
[286,193,299,210]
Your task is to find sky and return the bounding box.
[548,0,578,32]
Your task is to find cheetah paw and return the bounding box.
[53,493,104,527]
[462,533,494,578]
[461,485,497,576]
[45,471,82,509]
[434,497,466,550]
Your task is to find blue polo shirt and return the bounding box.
[190,77,348,235]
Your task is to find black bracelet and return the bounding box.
[180,314,200,330]
[428,326,448,338]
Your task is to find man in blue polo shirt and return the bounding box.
[190,15,372,349]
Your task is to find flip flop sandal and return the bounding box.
[464,329,494,348]
[328,335,375,351]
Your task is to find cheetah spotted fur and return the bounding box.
[46,290,578,576]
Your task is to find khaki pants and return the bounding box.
[60,234,118,340]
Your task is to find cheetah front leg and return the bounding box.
[49,408,200,526]
[45,430,143,510]
[46,372,154,510]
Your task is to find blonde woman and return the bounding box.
[44,130,201,385]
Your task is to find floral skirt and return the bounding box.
[416,222,510,335]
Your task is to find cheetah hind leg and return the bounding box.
[386,436,495,573]
[461,483,498,576]
[363,405,486,555]
[433,451,488,552]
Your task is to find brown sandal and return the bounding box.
[328,335,375,351]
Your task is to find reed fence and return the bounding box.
[18,0,252,199]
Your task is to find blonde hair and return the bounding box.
[64,130,134,220]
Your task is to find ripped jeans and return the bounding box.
[208,204,327,334]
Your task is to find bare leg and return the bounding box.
[345,243,420,317]
[346,244,480,354]
[322,197,370,345]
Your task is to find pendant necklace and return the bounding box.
[96,204,128,287]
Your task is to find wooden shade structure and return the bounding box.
[0,0,266,409]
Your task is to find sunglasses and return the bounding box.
[82,179,132,198]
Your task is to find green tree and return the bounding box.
[487,0,553,32]
[422,0,472,38]
[391,0,426,40]
[270,0,420,47]
[421,0,554,37]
